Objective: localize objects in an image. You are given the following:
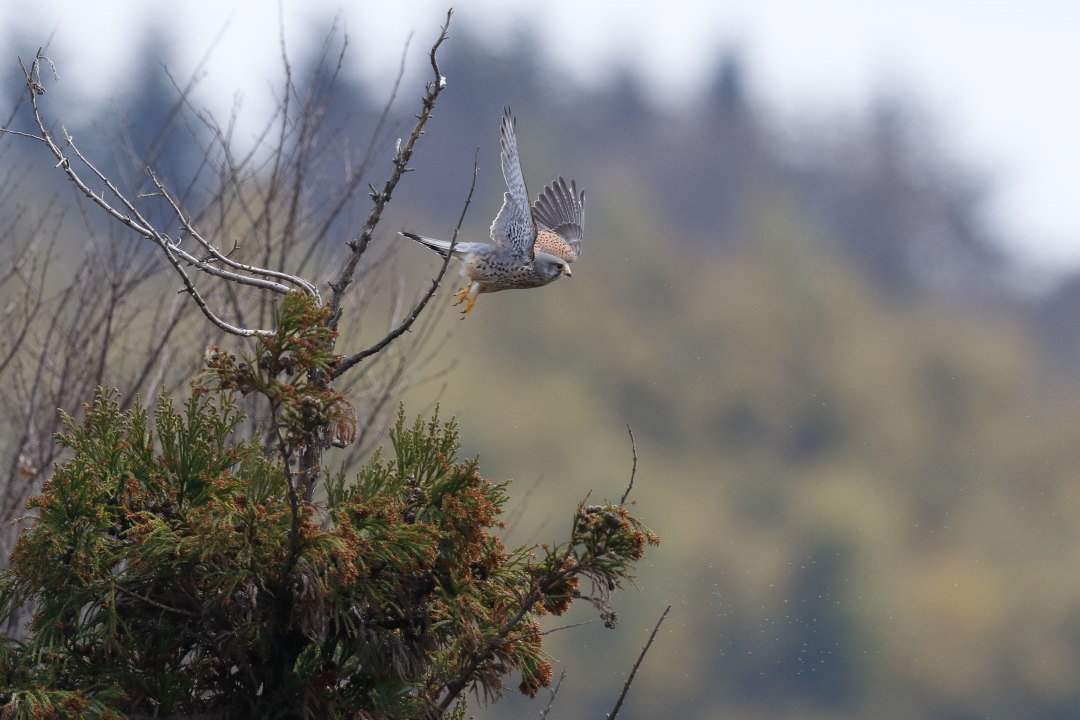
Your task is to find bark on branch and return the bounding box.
[331,151,474,379]
[2,51,318,337]
[325,9,453,330]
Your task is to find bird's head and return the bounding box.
[535,252,572,283]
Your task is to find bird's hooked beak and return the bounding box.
[562,265,572,278]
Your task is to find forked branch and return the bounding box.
[331,152,474,378]
[325,8,453,329]
[2,51,318,337]
[3,8,455,351]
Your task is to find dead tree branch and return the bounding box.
[2,51,317,337]
[325,9,452,329]
[607,605,671,720]
[620,424,638,505]
[539,670,567,720]
[1,11,463,561]
[331,151,474,377]
[147,169,319,298]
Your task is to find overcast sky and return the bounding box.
[3,0,1078,271]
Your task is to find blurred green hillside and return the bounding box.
[6,15,1080,720]
[393,36,1080,720]
[407,162,1080,720]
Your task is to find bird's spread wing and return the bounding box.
[532,177,585,263]
[489,107,537,259]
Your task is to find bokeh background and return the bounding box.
[5,2,1080,718]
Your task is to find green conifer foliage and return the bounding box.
[0,294,657,720]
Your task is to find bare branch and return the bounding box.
[119,292,189,410]
[1,50,322,337]
[539,670,566,720]
[2,17,471,638]
[147,169,319,299]
[0,228,56,377]
[326,9,453,328]
[620,424,638,505]
[115,585,199,618]
[508,619,595,642]
[304,34,412,263]
[607,605,671,720]
[332,151,475,377]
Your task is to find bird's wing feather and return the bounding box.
[489,107,538,259]
[532,177,585,262]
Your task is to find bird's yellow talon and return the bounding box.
[453,286,477,315]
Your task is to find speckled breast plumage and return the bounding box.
[464,249,552,292]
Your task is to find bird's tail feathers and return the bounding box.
[400,231,452,258]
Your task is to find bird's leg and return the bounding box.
[453,282,480,315]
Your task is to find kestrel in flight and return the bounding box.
[400,106,586,315]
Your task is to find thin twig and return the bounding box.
[115,585,199,618]
[2,50,324,337]
[539,670,567,720]
[607,605,671,719]
[508,618,595,642]
[620,424,638,505]
[501,473,546,543]
[326,8,453,329]
[148,169,319,299]
[305,31,413,256]
[331,149,475,377]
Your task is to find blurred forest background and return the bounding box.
[5,11,1080,720]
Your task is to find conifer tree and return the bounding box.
[0,293,657,719]
[0,14,658,718]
